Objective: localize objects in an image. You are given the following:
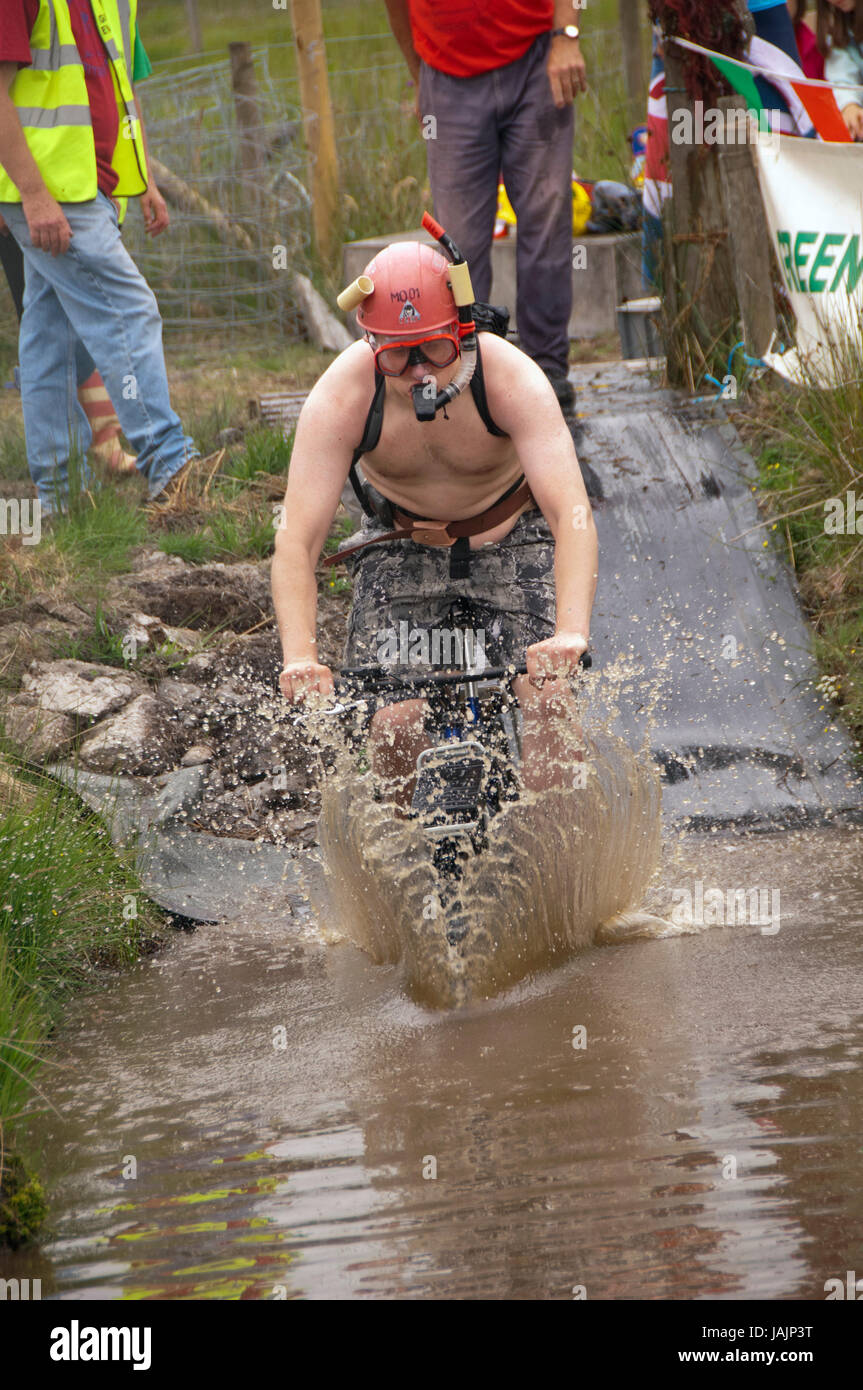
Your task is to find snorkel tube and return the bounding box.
[413,211,477,423]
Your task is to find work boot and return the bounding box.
[543,368,576,412]
[145,449,225,515]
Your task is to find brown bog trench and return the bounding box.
[4,363,863,1300]
[7,826,863,1301]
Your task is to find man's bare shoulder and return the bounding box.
[299,340,376,438]
[478,333,563,431]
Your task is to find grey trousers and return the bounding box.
[419,33,574,375]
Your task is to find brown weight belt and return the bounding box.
[321,477,535,567]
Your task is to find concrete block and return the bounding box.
[342,227,643,340]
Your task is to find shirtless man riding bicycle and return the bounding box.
[271,217,598,795]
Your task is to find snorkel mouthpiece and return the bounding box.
[412,381,438,421]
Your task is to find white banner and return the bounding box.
[753,137,863,386]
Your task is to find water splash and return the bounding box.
[319,725,663,1009]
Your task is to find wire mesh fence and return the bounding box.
[125,25,644,344]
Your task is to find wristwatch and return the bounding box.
[551,24,580,39]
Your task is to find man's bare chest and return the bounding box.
[366,396,515,484]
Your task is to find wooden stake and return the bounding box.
[618,0,646,131]
[185,0,202,55]
[716,96,777,357]
[663,46,736,385]
[230,42,265,221]
[290,0,340,268]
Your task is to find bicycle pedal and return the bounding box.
[411,744,487,827]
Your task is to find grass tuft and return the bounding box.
[0,762,164,1245]
[745,321,863,748]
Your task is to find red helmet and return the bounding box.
[357,241,458,337]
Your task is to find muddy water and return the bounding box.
[319,730,663,1008]
[10,824,863,1301]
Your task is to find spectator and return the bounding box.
[788,1,826,78]
[384,1,587,411]
[1,212,135,473]
[0,2,208,514]
[817,0,863,138]
[642,29,668,290]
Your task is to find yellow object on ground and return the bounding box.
[494,176,592,240]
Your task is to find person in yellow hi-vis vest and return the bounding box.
[0,1,206,514]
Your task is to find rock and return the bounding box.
[265,808,319,846]
[22,593,90,630]
[204,766,224,794]
[46,763,154,844]
[158,678,207,709]
[213,684,245,706]
[21,659,145,720]
[122,612,164,652]
[271,766,309,800]
[221,717,309,782]
[151,765,206,823]
[242,776,278,806]
[183,652,218,681]
[180,744,214,767]
[217,426,244,447]
[160,624,205,654]
[1,698,76,762]
[129,548,187,577]
[77,694,176,774]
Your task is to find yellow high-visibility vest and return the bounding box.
[0,0,148,204]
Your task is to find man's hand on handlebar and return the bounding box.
[525,631,589,686]
[279,659,335,703]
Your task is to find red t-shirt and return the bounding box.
[409,0,555,78]
[0,0,120,195]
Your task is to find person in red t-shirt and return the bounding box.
[385,1,588,409]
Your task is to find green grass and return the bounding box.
[225,425,294,483]
[159,500,278,564]
[49,602,131,668]
[0,409,27,484]
[747,326,863,747]
[0,770,163,1245]
[50,478,149,578]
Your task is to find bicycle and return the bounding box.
[295,652,592,951]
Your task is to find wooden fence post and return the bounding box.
[290,0,340,269]
[662,45,736,388]
[716,96,777,357]
[185,0,202,55]
[230,41,266,216]
[618,0,647,131]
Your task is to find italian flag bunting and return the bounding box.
[673,35,852,143]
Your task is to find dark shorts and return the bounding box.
[341,508,556,672]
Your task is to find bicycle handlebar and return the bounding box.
[336,651,591,693]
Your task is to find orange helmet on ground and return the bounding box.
[357,241,458,337]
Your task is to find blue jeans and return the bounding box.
[419,34,574,375]
[0,192,195,512]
